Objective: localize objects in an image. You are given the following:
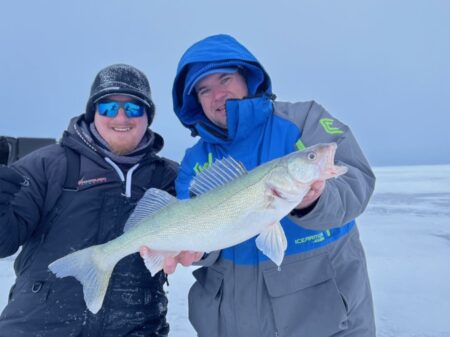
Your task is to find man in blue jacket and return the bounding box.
[160,34,376,337]
[0,64,178,336]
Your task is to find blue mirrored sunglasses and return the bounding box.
[96,100,146,118]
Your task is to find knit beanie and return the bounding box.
[85,64,155,125]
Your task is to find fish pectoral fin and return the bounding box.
[255,222,287,266]
[141,249,180,276]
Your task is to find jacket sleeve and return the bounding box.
[175,150,221,266]
[0,146,66,257]
[285,101,376,230]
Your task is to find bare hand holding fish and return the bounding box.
[139,247,203,274]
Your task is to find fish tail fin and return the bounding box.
[48,245,113,314]
[255,221,287,266]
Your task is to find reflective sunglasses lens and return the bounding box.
[124,102,145,118]
[97,102,119,117]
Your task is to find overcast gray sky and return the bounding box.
[1,0,449,167]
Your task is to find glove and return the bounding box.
[0,166,24,207]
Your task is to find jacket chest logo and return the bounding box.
[193,153,213,175]
[78,177,108,187]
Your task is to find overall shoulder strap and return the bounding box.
[63,146,80,191]
[146,158,177,196]
[37,145,81,236]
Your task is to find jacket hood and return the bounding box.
[172,34,272,134]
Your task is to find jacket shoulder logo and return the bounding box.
[320,118,343,134]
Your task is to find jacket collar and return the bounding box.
[195,95,273,145]
[61,114,164,165]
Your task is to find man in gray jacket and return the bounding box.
[0,64,178,336]
[145,34,377,337]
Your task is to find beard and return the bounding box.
[109,140,139,156]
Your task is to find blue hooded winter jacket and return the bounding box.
[173,34,354,265]
[171,34,376,337]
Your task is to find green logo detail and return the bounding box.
[193,153,213,175]
[320,118,343,134]
[295,231,331,245]
[295,139,306,151]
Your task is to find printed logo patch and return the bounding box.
[295,230,331,245]
[78,177,108,187]
[295,139,306,151]
[193,153,213,175]
[320,118,343,134]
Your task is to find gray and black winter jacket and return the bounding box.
[0,115,178,337]
[173,34,377,337]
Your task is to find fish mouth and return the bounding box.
[323,143,348,178]
[328,164,348,177]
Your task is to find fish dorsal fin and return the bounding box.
[123,188,177,232]
[189,156,248,196]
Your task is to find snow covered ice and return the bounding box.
[359,165,450,337]
[1,164,450,336]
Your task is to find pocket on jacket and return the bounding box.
[263,254,348,337]
[188,267,224,337]
[0,278,85,336]
[1,279,50,321]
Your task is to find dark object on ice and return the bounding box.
[0,136,56,165]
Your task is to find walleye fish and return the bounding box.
[49,142,347,313]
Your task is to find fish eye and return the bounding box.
[307,151,317,160]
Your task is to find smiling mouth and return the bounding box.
[215,105,225,112]
[112,127,132,132]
